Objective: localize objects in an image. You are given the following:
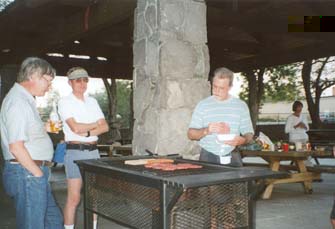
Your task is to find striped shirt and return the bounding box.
[189,96,254,156]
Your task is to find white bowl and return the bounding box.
[217,134,236,141]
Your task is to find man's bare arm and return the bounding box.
[66,118,98,134]
[187,128,209,141]
[243,133,254,144]
[89,119,109,136]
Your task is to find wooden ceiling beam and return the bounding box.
[0,0,136,58]
[45,0,135,48]
[207,3,287,33]
[218,42,335,72]
[45,46,132,60]
[208,39,262,55]
[0,49,132,67]
[43,55,132,79]
[58,0,96,7]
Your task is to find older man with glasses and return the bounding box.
[58,67,109,229]
[0,57,63,229]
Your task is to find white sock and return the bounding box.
[94,220,98,229]
[64,225,74,229]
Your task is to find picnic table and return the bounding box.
[97,143,132,157]
[241,150,333,199]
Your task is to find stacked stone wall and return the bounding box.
[133,0,209,158]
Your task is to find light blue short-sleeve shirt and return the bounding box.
[189,96,254,156]
[0,83,54,160]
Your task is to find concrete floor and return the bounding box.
[1,158,334,229]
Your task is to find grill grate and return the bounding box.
[99,159,232,177]
[85,171,249,229]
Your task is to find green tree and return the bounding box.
[240,64,300,127]
[0,0,14,11]
[115,80,132,128]
[301,56,335,128]
[263,64,302,102]
[240,64,301,103]
[89,80,132,128]
[89,88,109,116]
[240,68,265,129]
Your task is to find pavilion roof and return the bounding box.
[1,0,335,78]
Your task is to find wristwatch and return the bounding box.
[86,131,90,137]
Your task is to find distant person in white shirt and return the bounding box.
[285,101,309,143]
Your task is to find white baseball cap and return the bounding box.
[67,68,89,80]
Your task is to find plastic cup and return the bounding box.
[295,142,302,151]
[282,143,289,152]
[50,120,60,133]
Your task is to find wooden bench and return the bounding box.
[243,162,335,174]
[307,165,335,174]
[307,129,335,148]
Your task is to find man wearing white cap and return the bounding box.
[58,67,109,229]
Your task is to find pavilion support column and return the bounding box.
[132,0,210,158]
[0,65,18,106]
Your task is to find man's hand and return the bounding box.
[208,122,230,134]
[295,122,306,129]
[224,136,246,146]
[224,133,253,146]
[9,141,43,177]
[45,120,52,132]
[33,170,44,177]
[299,122,307,129]
[45,119,62,134]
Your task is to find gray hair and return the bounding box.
[213,67,234,86]
[17,57,56,83]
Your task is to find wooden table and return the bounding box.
[112,144,132,156]
[240,150,332,199]
[97,144,132,157]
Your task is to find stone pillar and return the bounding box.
[133,0,210,158]
[0,65,18,106]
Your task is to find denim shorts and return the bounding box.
[64,149,100,179]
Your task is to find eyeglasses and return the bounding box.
[72,78,89,83]
[41,75,53,83]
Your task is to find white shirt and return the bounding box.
[58,93,105,142]
[0,83,54,160]
[285,113,309,143]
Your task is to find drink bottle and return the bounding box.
[49,102,60,133]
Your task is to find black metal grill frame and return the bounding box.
[76,156,284,229]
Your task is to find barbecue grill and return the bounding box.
[76,156,284,229]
